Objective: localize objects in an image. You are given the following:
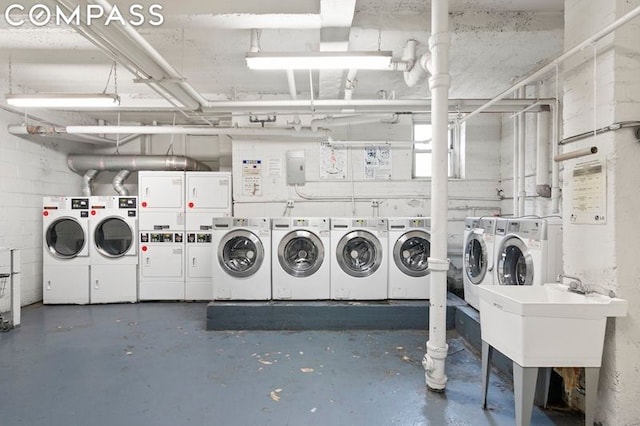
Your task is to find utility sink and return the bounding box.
[477,283,628,367]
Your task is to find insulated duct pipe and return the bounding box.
[310,114,398,132]
[536,111,551,197]
[67,155,211,174]
[423,0,450,392]
[512,93,519,216]
[550,100,561,213]
[7,124,137,146]
[113,170,132,196]
[81,170,99,196]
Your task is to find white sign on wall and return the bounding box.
[364,145,392,180]
[570,158,606,224]
[319,143,347,180]
[242,159,262,196]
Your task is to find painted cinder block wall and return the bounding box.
[561,0,639,422]
[0,109,90,311]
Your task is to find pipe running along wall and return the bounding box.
[67,155,211,174]
[423,0,450,392]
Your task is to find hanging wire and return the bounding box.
[102,62,115,94]
[8,56,12,94]
[166,113,177,155]
[377,30,382,51]
[114,112,121,155]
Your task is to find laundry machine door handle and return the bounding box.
[192,257,197,267]
[46,280,51,290]
[95,279,100,290]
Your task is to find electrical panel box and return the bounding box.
[286,150,305,186]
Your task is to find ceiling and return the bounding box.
[0,0,564,127]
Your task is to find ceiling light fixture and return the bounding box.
[5,93,120,108]
[246,51,394,70]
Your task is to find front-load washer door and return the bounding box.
[497,236,533,285]
[464,234,487,285]
[393,230,430,277]
[46,217,86,259]
[94,217,134,258]
[218,230,264,278]
[278,230,324,278]
[336,230,382,277]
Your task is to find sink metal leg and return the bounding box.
[584,367,600,426]
[481,341,493,409]
[513,363,538,426]
[534,367,552,408]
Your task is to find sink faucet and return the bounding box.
[556,273,589,294]
[556,273,617,298]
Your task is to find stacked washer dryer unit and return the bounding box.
[330,218,388,300]
[212,218,271,300]
[494,217,563,287]
[42,196,90,304]
[271,218,330,300]
[185,172,232,300]
[89,196,138,303]
[462,216,498,310]
[138,171,186,300]
[387,217,431,299]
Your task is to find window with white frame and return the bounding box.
[413,121,462,178]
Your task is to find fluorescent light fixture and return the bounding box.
[5,93,120,108]
[246,51,393,70]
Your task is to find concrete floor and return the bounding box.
[0,303,582,425]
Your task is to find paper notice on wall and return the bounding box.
[242,159,262,196]
[267,158,282,176]
[364,145,391,180]
[570,158,606,224]
[319,143,347,180]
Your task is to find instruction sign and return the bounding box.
[364,145,392,180]
[242,159,262,196]
[570,158,606,224]
[319,143,347,180]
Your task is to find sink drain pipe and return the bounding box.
[424,0,451,392]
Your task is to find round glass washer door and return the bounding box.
[464,234,487,285]
[94,217,134,258]
[278,230,324,278]
[218,230,264,278]
[497,237,533,285]
[336,230,383,278]
[46,217,86,259]
[393,230,430,277]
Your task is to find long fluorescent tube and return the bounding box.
[246,51,393,70]
[5,93,120,108]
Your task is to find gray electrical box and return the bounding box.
[286,150,306,186]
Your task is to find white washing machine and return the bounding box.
[494,217,563,286]
[330,218,388,300]
[388,217,431,299]
[89,196,138,304]
[462,216,497,310]
[42,196,90,304]
[271,217,330,300]
[212,217,271,300]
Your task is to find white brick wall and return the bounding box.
[0,109,89,311]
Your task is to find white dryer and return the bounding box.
[330,218,388,300]
[388,217,431,299]
[212,218,271,300]
[89,196,138,304]
[462,216,497,310]
[271,217,330,300]
[42,196,90,304]
[495,217,563,286]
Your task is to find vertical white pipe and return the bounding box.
[286,70,302,131]
[512,92,519,216]
[344,69,358,100]
[518,87,526,216]
[536,110,550,193]
[550,99,561,213]
[424,0,450,392]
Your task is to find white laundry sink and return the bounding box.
[478,283,627,367]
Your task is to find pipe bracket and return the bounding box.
[427,257,450,272]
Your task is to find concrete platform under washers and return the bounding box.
[206,293,467,330]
